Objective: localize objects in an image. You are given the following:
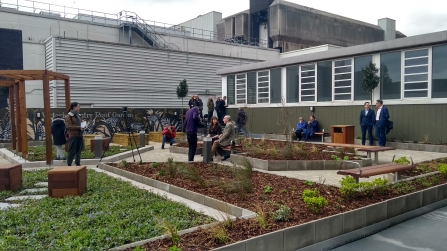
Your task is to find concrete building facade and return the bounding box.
[218,30,447,142]
[176,11,222,40]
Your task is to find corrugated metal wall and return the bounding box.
[44,38,55,107]
[46,37,256,108]
[228,104,447,143]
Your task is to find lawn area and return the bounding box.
[0,169,214,250]
[8,145,133,161]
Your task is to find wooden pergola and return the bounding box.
[0,70,70,165]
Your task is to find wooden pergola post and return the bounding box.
[0,70,70,165]
[42,74,52,164]
[8,85,16,150]
[14,82,22,153]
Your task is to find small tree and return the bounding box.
[176,79,188,116]
[361,62,380,104]
[276,95,294,143]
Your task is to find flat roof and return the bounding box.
[217,30,447,75]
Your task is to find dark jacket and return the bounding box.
[237,109,247,126]
[51,118,67,145]
[359,109,376,127]
[215,100,221,112]
[197,98,203,110]
[208,123,222,137]
[307,120,319,136]
[375,106,390,128]
[207,99,214,111]
[188,99,195,109]
[184,107,200,133]
[217,100,226,115]
[65,112,83,137]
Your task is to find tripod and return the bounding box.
[97,107,142,166]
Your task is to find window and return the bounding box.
[333,59,352,101]
[247,72,257,104]
[404,49,429,98]
[317,61,332,102]
[432,45,447,98]
[381,51,401,100]
[286,66,299,103]
[300,64,316,102]
[270,68,282,103]
[236,74,246,104]
[354,56,373,101]
[227,75,235,105]
[257,71,269,103]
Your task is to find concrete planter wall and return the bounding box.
[98,163,255,219]
[354,139,447,153]
[212,182,447,251]
[230,154,372,171]
[0,146,154,168]
[170,146,202,155]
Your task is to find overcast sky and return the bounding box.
[10,0,447,36]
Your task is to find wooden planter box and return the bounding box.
[0,164,22,191]
[149,132,186,143]
[48,166,87,198]
[83,134,98,146]
[112,133,149,146]
[89,138,111,152]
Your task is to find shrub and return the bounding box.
[184,164,206,187]
[211,225,228,244]
[263,185,273,194]
[120,160,129,168]
[394,157,410,164]
[340,176,389,197]
[304,180,313,186]
[271,205,291,221]
[220,159,253,197]
[166,158,178,178]
[302,189,328,214]
[132,247,144,251]
[151,162,160,169]
[169,246,182,251]
[267,148,280,159]
[255,206,269,229]
[158,219,179,246]
[281,189,287,193]
[439,164,447,177]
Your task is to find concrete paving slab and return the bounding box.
[20,188,48,194]
[35,182,49,187]
[5,195,47,201]
[0,202,20,210]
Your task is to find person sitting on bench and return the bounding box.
[206,116,222,144]
[212,115,235,161]
[304,115,319,142]
[294,117,307,141]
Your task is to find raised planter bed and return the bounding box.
[170,146,203,155]
[230,154,372,171]
[99,160,447,251]
[354,139,447,153]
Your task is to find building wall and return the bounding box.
[177,12,222,39]
[0,28,23,107]
[227,104,447,143]
[46,37,260,108]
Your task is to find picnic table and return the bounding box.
[325,143,395,165]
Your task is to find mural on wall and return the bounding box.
[0,107,183,141]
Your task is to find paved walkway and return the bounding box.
[332,206,447,251]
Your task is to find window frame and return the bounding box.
[299,63,317,102]
[235,73,247,105]
[257,70,270,104]
[332,58,354,102]
[401,47,432,100]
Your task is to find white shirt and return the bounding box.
[376,106,382,120]
[365,110,369,116]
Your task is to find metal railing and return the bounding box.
[0,0,269,48]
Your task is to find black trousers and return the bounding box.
[67,136,83,166]
[187,133,198,161]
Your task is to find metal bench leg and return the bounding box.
[354,177,359,183]
[374,152,379,165]
[395,171,401,181]
[367,152,371,159]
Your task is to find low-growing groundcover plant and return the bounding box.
[8,145,132,162]
[0,170,213,250]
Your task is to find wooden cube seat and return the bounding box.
[48,166,87,198]
[0,164,22,191]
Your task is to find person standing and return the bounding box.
[65,102,84,166]
[374,100,390,147]
[184,106,201,161]
[161,124,177,149]
[51,116,67,160]
[359,102,376,146]
[236,107,248,136]
[188,95,195,109]
[207,96,214,122]
[195,94,204,119]
[215,96,221,124]
[212,115,235,161]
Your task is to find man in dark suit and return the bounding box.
[360,102,376,146]
[374,100,390,147]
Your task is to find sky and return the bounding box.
[8,0,447,36]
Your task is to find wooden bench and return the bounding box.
[337,156,415,183]
[0,164,22,191]
[325,143,395,165]
[224,145,242,154]
[314,132,329,143]
[48,166,87,198]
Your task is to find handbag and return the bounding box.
[64,128,69,140]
